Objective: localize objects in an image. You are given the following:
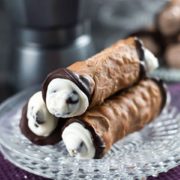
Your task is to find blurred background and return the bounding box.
[0,0,178,102]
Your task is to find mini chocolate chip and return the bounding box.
[52,90,57,93]
[34,123,39,128]
[36,112,45,124]
[79,141,84,149]
[66,92,79,104]
[72,90,78,95]
[36,117,44,124]
[64,111,70,115]
[77,142,87,153]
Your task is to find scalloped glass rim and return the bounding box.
[0,88,180,179]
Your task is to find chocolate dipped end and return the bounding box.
[62,118,105,159]
[20,104,65,145]
[134,37,146,80]
[134,37,159,76]
[42,68,91,103]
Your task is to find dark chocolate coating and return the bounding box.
[62,118,105,159]
[134,37,146,79]
[20,104,66,145]
[42,68,91,103]
[135,37,145,61]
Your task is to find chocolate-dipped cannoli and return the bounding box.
[42,37,159,118]
[62,78,167,159]
[20,91,66,145]
[157,0,180,37]
[165,43,180,68]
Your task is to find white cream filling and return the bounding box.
[27,91,58,137]
[46,78,89,118]
[143,48,159,73]
[62,122,95,159]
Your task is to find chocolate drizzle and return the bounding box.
[42,68,91,103]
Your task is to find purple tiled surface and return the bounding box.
[0,83,180,180]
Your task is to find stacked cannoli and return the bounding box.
[131,0,180,68]
[20,37,168,159]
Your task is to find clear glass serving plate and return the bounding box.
[0,88,180,180]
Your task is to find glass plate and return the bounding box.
[0,89,180,180]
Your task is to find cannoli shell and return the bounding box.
[43,37,146,108]
[66,79,166,158]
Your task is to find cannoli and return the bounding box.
[42,37,159,118]
[62,78,167,159]
[20,91,66,145]
[165,43,180,68]
[157,0,180,37]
